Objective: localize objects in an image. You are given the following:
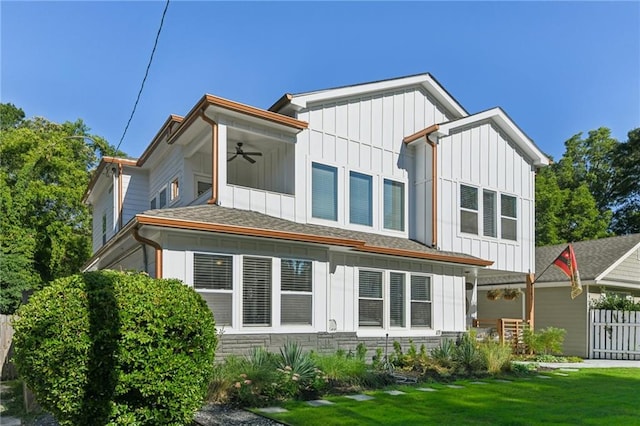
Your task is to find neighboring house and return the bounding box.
[476,234,640,357]
[83,73,549,358]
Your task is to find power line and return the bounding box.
[115,0,170,153]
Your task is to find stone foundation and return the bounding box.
[216,332,463,361]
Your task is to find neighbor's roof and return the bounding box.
[479,234,640,285]
[136,204,492,267]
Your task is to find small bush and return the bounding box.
[453,333,483,374]
[591,291,640,311]
[524,326,566,355]
[13,271,217,425]
[478,341,512,374]
[431,339,456,368]
[312,351,367,387]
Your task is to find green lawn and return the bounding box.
[258,369,640,425]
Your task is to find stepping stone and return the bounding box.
[536,375,552,379]
[1,417,21,426]
[345,394,374,401]
[416,387,437,392]
[307,399,335,407]
[446,385,464,389]
[470,381,488,385]
[258,407,288,413]
[384,390,406,396]
[559,368,579,372]
[554,372,569,376]
[494,379,511,383]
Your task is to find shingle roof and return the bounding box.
[478,234,640,285]
[139,204,490,266]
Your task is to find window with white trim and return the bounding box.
[171,178,179,201]
[384,179,404,231]
[460,184,478,235]
[281,259,312,325]
[312,162,338,221]
[359,270,383,327]
[242,257,272,326]
[350,171,373,226]
[193,253,233,326]
[501,194,517,241]
[483,189,497,238]
[410,275,432,327]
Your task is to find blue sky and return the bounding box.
[2,1,638,161]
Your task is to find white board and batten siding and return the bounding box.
[293,87,453,232]
[121,169,149,226]
[437,123,536,274]
[91,175,116,253]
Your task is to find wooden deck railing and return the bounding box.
[473,318,529,354]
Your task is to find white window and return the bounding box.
[384,179,404,231]
[171,178,179,201]
[281,259,312,325]
[350,171,373,226]
[158,187,167,208]
[312,162,338,221]
[242,257,272,326]
[359,270,383,327]
[411,275,432,327]
[460,184,478,235]
[389,272,405,327]
[193,253,233,326]
[483,189,497,238]
[501,194,518,241]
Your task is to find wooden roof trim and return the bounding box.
[136,215,492,267]
[136,215,363,248]
[356,246,493,267]
[168,94,308,145]
[268,93,293,113]
[137,114,184,165]
[403,124,439,144]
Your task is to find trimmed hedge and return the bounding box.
[13,271,217,425]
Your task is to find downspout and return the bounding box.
[199,112,219,205]
[117,163,124,230]
[426,137,438,248]
[133,227,163,278]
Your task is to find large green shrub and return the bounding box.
[523,326,566,355]
[12,271,217,425]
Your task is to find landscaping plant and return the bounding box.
[523,326,566,355]
[12,271,217,425]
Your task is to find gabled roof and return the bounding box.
[270,73,468,119]
[136,204,493,267]
[479,234,640,285]
[406,107,550,167]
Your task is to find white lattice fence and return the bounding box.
[590,309,640,360]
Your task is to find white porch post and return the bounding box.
[467,271,478,328]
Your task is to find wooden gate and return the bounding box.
[590,309,640,360]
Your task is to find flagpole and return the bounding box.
[531,261,556,285]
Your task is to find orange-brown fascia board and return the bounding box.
[168,94,308,144]
[137,114,184,166]
[403,124,440,145]
[135,214,493,267]
[82,156,139,204]
[268,93,294,113]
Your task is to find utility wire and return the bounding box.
[115,0,170,153]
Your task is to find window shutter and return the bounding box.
[243,257,272,326]
[389,272,405,327]
[281,259,312,325]
[350,172,372,226]
[384,179,405,231]
[312,163,338,221]
[483,190,496,237]
[359,270,383,327]
[411,275,432,327]
[193,253,233,326]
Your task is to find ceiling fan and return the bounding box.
[227,142,262,164]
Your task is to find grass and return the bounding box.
[259,368,640,425]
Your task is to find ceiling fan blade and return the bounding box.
[243,152,262,156]
[227,154,238,162]
[243,154,256,164]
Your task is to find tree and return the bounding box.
[611,128,640,234]
[0,104,124,313]
[0,103,25,130]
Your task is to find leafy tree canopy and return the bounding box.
[0,104,125,313]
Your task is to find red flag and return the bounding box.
[553,244,582,299]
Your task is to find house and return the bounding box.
[476,234,640,357]
[83,73,549,358]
